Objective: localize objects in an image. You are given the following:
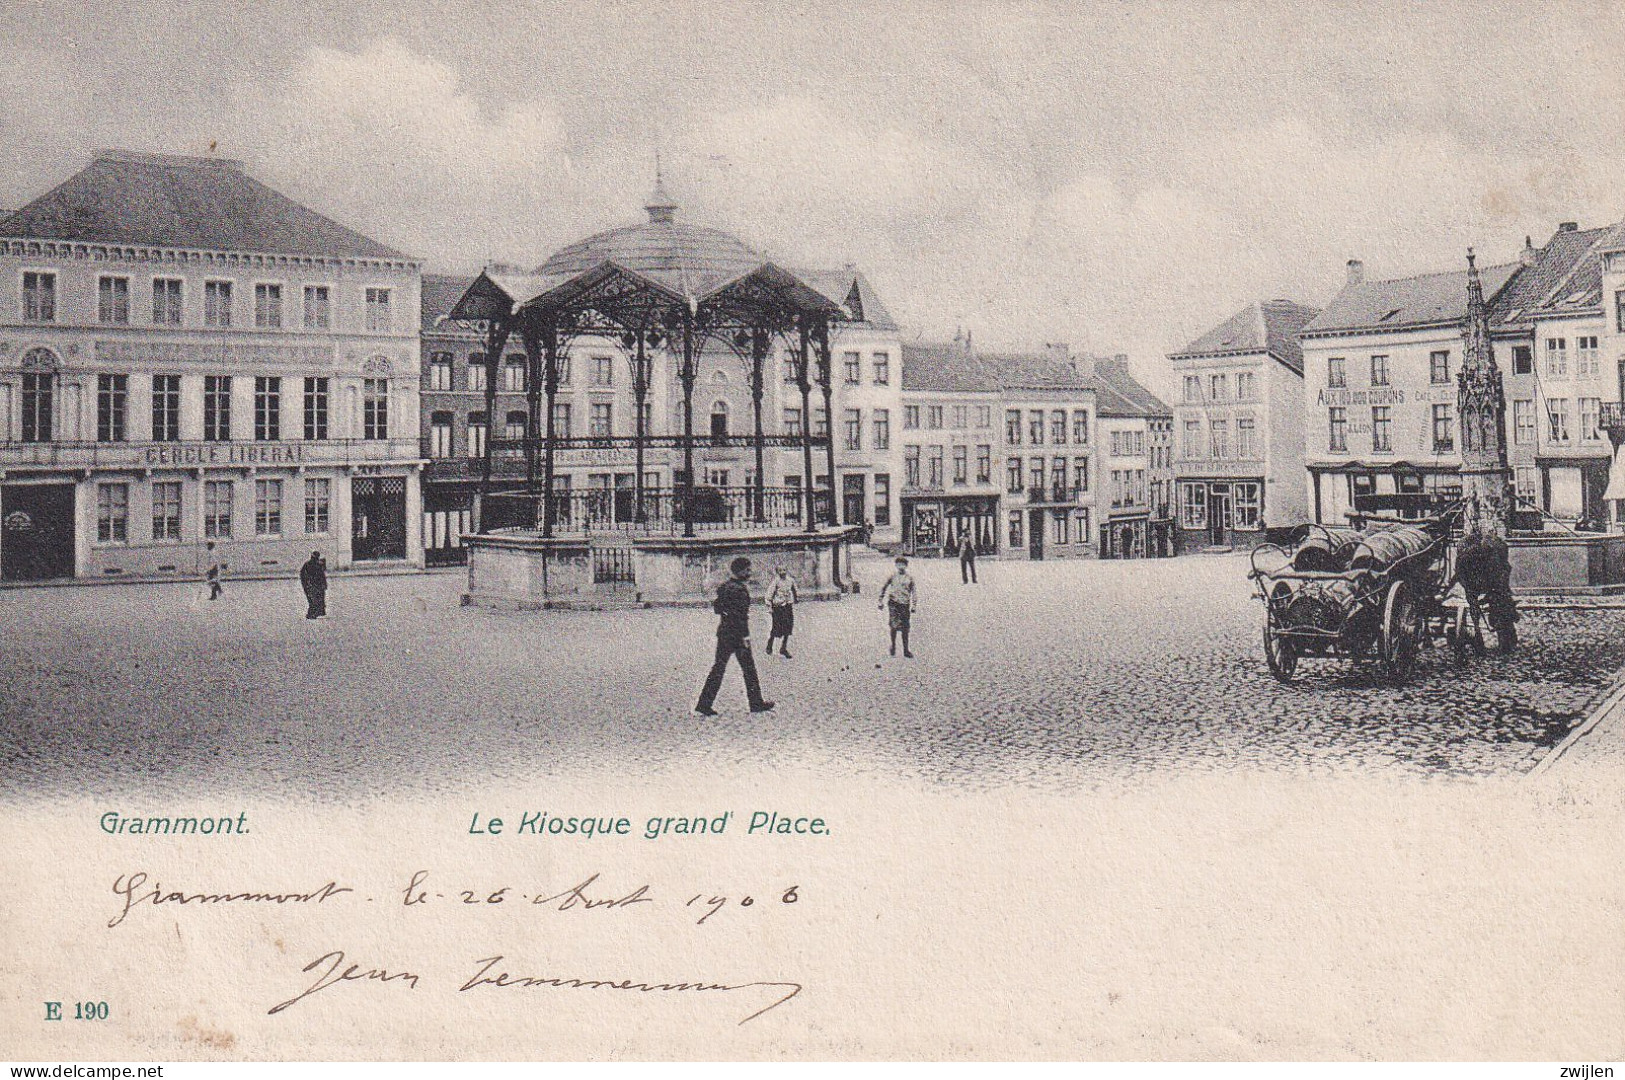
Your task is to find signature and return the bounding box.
[269,950,802,1025]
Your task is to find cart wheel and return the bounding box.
[1263,609,1297,683]
[1380,579,1419,685]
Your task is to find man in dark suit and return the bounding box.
[695,556,775,716]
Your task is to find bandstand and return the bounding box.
[448,180,861,608]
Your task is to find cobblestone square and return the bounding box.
[4,553,1623,800]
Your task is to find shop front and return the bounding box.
[1175,478,1263,553]
[901,494,998,558]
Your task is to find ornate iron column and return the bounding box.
[522,323,542,501]
[796,318,817,533]
[626,328,653,524]
[813,316,837,525]
[750,326,769,521]
[476,318,509,529]
[680,306,699,538]
[540,318,561,538]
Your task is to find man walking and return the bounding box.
[879,555,918,657]
[958,530,978,584]
[695,556,775,716]
[300,550,328,619]
[204,541,224,601]
[764,565,798,658]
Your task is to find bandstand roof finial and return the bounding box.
[645,152,678,224]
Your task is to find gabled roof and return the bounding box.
[789,267,898,329]
[1172,299,1319,374]
[1303,261,1520,336]
[422,273,476,333]
[0,149,409,260]
[1092,358,1172,419]
[1490,222,1625,324]
[900,341,1171,417]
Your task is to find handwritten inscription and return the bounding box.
[401,870,799,925]
[108,872,353,928]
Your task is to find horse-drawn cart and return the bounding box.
[1248,506,1515,685]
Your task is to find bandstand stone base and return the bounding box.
[462,527,860,610]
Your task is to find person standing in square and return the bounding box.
[879,556,918,657]
[695,556,775,715]
[958,531,978,584]
[764,565,798,658]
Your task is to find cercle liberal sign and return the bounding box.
[142,444,306,466]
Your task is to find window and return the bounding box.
[1209,373,1228,401]
[1512,345,1533,375]
[1328,407,1347,453]
[975,405,991,429]
[1370,355,1389,386]
[1513,399,1535,445]
[873,353,890,385]
[593,355,614,387]
[1072,455,1089,496]
[1029,411,1045,445]
[1183,375,1201,403]
[23,270,56,322]
[904,445,920,487]
[927,445,944,488]
[467,412,488,458]
[873,474,891,526]
[504,410,527,442]
[976,445,991,484]
[1180,482,1208,529]
[96,374,127,443]
[813,406,828,438]
[783,407,802,437]
[1029,457,1045,494]
[204,480,233,538]
[253,283,282,328]
[1182,419,1202,459]
[1328,357,1346,388]
[1209,419,1230,460]
[782,355,798,384]
[593,402,615,437]
[557,356,575,386]
[1051,410,1067,445]
[1008,511,1024,548]
[151,374,180,442]
[1430,350,1450,384]
[303,377,329,440]
[93,483,128,543]
[952,405,968,430]
[1581,397,1602,441]
[872,408,890,450]
[1007,457,1024,493]
[504,356,527,391]
[98,275,130,324]
[1514,466,1538,504]
[1236,372,1256,401]
[204,376,231,441]
[843,351,861,384]
[468,355,489,392]
[1618,290,1625,333]
[151,481,182,541]
[845,408,862,451]
[1072,410,1089,444]
[1051,511,1069,546]
[1075,509,1092,543]
[1548,398,1571,442]
[904,405,920,430]
[152,278,182,326]
[1546,338,1568,378]
[429,411,453,458]
[1234,482,1261,530]
[1371,406,1392,451]
[303,285,331,329]
[20,371,52,443]
[363,378,388,439]
[1006,409,1022,444]
[428,353,453,390]
[305,478,331,534]
[1110,470,1123,508]
[254,377,281,441]
[1578,336,1600,378]
[952,445,968,485]
[365,287,391,331]
[1432,404,1454,452]
[1050,458,1067,501]
[1236,417,1256,459]
[254,479,283,536]
[927,405,943,429]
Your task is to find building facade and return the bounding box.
[0,151,423,582]
[1170,299,1316,552]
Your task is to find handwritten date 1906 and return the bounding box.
[401,871,801,925]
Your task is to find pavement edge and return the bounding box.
[1526,666,1625,778]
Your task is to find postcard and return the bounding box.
[3,0,1624,1065]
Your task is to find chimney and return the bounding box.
[1559,221,1578,232]
[1520,236,1537,267]
[1346,259,1365,286]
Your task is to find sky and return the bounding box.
[2,0,1623,397]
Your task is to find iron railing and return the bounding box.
[483,485,832,536]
